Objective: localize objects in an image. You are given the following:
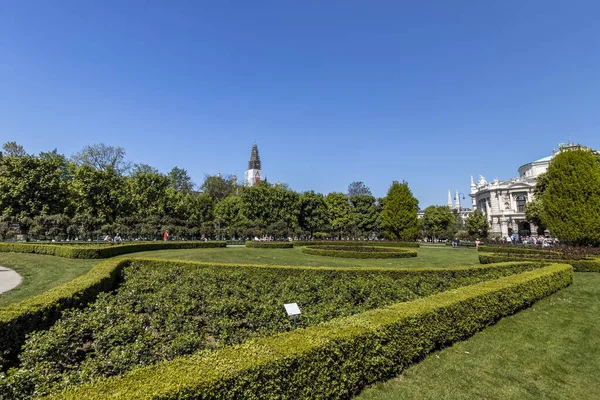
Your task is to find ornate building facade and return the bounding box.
[245,143,263,186]
[469,154,552,237]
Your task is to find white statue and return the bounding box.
[478,175,487,185]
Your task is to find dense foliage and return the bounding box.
[0,258,550,398]
[539,148,600,245]
[381,181,419,241]
[41,264,572,400]
[302,245,417,259]
[245,241,294,248]
[0,142,417,242]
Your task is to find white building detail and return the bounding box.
[245,143,263,187]
[470,153,553,237]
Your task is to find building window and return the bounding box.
[516,195,526,212]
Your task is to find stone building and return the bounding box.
[469,154,553,237]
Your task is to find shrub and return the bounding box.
[44,263,572,400]
[1,259,550,397]
[0,258,131,369]
[294,240,419,248]
[0,241,226,259]
[302,245,417,259]
[478,252,600,272]
[245,241,294,248]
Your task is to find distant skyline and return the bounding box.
[2,1,600,208]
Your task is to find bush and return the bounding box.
[0,258,131,369]
[302,245,417,259]
[478,252,600,272]
[245,241,294,248]
[294,240,419,248]
[1,259,551,397]
[44,263,572,400]
[0,241,227,259]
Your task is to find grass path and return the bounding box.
[355,272,600,400]
[0,253,98,307]
[121,246,480,268]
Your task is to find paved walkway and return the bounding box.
[0,266,22,295]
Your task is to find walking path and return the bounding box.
[0,266,22,295]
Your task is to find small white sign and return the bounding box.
[284,303,301,316]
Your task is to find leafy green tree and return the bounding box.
[125,169,170,219]
[72,143,131,175]
[298,191,329,238]
[350,194,379,238]
[214,195,246,239]
[347,181,372,198]
[421,205,455,241]
[201,174,236,202]
[241,183,299,236]
[2,141,27,157]
[466,209,489,238]
[524,200,546,235]
[381,181,419,241]
[325,192,352,239]
[540,148,600,245]
[169,167,194,193]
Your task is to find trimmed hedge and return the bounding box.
[45,263,572,400]
[302,245,417,259]
[479,252,600,272]
[0,258,132,369]
[0,241,226,259]
[245,241,294,248]
[478,245,560,256]
[294,240,420,248]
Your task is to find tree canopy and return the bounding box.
[381,181,419,241]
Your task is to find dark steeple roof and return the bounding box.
[248,143,261,170]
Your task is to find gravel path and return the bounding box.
[0,266,22,295]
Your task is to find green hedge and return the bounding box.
[477,245,559,255]
[245,241,294,248]
[479,252,600,272]
[0,241,226,259]
[294,240,420,248]
[444,241,477,247]
[45,263,572,400]
[0,258,132,369]
[302,245,417,259]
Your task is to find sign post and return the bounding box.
[283,303,301,329]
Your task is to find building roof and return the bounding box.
[248,143,261,170]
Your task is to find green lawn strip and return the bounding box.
[356,272,599,400]
[120,246,479,268]
[0,254,97,307]
[44,264,571,400]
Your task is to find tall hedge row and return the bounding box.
[479,252,600,272]
[293,240,420,248]
[45,263,572,400]
[0,241,226,259]
[302,245,417,259]
[245,241,294,248]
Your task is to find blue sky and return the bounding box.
[2,1,600,208]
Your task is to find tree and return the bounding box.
[466,209,489,238]
[240,183,299,237]
[349,194,379,238]
[421,205,455,241]
[540,148,600,245]
[381,181,419,241]
[347,181,372,198]
[325,192,352,239]
[169,167,194,193]
[72,143,131,175]
[2,141,26,157]
[298,191,329,238]
[201,174,236,203]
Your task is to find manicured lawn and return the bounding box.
[355,272,600,400]
[122,246,480,268]
[0,253,98,307]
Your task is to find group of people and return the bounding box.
[103,233,122,243]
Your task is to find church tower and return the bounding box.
[245,143,262,186]
[448,190,453,209]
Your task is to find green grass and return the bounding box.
[355,272,600,400]
[0,253,98,307]
[121,246,480,268]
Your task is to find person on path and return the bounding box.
[163,231,169,241]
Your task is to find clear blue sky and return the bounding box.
[2,1,600,208]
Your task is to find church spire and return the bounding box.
[248,143,261,170]
[455,190,461,210]
[448,190,453,208]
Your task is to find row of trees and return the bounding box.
[0,142,423,241]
